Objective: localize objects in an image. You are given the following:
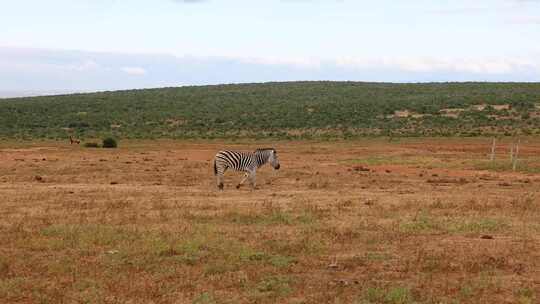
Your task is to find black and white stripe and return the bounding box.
[213,148,280,190]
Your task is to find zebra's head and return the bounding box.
[269,149,280,170]
[255,148,280,170]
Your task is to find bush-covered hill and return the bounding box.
[1,81,540,139]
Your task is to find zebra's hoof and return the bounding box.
[218,183,224,190]
[236,184,241,189]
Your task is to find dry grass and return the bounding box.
[0,138,539,303]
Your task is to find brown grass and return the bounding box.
[0,138,539,303]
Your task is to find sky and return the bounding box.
[0,0,539,96]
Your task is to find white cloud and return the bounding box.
[508,15,540,24]
[238,56,321,68]
[335,57,539,74]
[121,66,146,75]
[171,0,207,3]
[69,60,100,71]
[2,46,540,96]
[428,7,489,15]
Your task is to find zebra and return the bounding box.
[213,148,280,190]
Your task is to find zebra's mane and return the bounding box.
[254,148,275,153]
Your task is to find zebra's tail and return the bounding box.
[214,159,218,175]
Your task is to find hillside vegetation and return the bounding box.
[1,81,540,139]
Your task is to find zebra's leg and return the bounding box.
[248,171,257,189]
[217,173,224,190]
[216,164,228,190]
[214,169,223,190]
[236,173,249,189]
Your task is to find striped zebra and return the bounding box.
[214,148,280,190]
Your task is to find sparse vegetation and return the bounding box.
[1,82,540,139]
[83,142,100,148]
[254,275,293,298]
[0,138,539,303]
[102,137,118,148]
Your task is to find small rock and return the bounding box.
[110,181,119,185]
[34,175,43,182]
[480,235,494,240]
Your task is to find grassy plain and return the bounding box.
[0,138,539,303]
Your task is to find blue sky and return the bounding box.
[1,0,539,96]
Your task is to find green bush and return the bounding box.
[102,137,118,148]
[83,142,100,148]
[0,82,539,139]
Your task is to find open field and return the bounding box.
[1,138,539,303]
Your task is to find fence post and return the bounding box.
[512,139,520,171]
[490,138,496,161]
[510,141,514,163]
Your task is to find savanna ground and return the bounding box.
[0,138,539,304]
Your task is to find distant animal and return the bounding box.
[214,148,280,190]
[69,136,80,145]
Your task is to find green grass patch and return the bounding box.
[254,275,293,298]
[227,209,320,226]
[471,159,540,174]
[343,154,460,169]
[39,223,288,273]
[400,214,509,234]
[448,218,509,234]
[193,292,217,304]
[365,251,392,262]
[515,287,536,304]
[263,232,327,256]
[40,224,142,250]
[268,255,297,268]
[0,277,25,300]
[399,213,441,233]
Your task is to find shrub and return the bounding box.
[83,142,100,148]
[102,137,118,148]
